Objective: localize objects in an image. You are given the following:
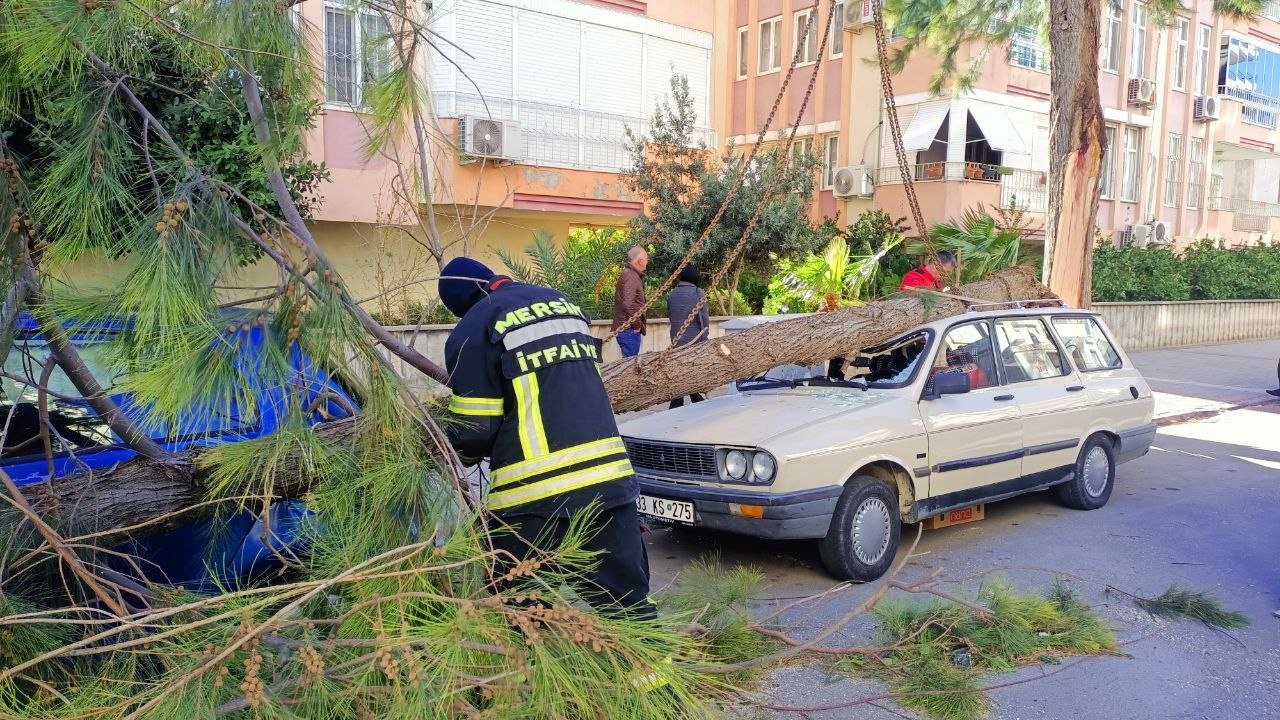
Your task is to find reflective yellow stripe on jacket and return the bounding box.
[490,437,628,488]
[448,395,504,417]
[487,458,634,511]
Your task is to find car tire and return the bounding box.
[1055,434,1116,511]
[819,475,901,582]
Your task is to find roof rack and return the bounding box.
[965,298,1069,313]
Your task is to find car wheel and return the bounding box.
[1055,434,1116,511]
[819,475,901,582]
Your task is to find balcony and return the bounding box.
[433,91,716,173]
[876,162,1049,213]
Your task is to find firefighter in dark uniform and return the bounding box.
[438,257,655,621]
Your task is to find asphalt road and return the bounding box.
[642,340,1280,719]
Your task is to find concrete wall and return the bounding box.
[1095,300,1280,351]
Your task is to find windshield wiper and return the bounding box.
[809,377,868,391]
[738,375,801,390]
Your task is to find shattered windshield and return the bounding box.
[736,331,930,391]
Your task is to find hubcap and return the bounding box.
[1081,446,1111,498]
[851,497,892,565]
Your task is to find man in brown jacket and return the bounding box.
[610,246,648,357]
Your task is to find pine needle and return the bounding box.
[1133,585,1251,630]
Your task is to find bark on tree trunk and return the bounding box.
[602,266,1053,413]
[16,268,1052,534]
[1044,0,1105,308]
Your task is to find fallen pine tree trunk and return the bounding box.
[602,266,1057,413]
[17,268,1053,535]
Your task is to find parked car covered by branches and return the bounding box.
[620,303,1155,581]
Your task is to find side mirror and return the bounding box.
[927,372,971,399]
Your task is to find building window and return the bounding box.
[1195,25,1212,96]
[1009,26,1049,72]
[325,8,392,106]
[1187,137,1204,209]
[1100,126,1117,199]
[794,9,818,65]
[831,2,845,57]
[823,134,839,188]
[791,137,815,166]
[1173,18,1189,91]
[1120,127,1141,202]
[1101,0,1123,73]
[1129,2,1147,79]
[1220,34,1280,127]
[737,26,749,79]
[759,16,782,73]
[1164,133,1183,207]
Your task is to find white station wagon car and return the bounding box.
[619,303,1156,581]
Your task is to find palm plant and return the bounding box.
[913,208,1026,284]
[497,228,631,319]
[778,235,901,312]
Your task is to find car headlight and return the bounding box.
[751,452,776,482]
[724,450,748,480]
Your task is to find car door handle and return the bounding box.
[1066,385,1085,392]
[994,394,1015,402]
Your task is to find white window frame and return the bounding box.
[1101,0,1123,73]
[831,2,845,58]
[737,26,749,80]
[1173,17,1189,91]
[1100,125,1117,199]
[1195,25,1212,96]
[1129,2,1148,80]
[759,16,782,74]
[324,5,392,108]
[793,9,818,66]
[1121,126,1141,202]
[791,136,815,166]
[1164,133,1183,207]
[822,134,839,189]
[1187,136,1204,209]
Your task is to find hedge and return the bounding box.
[1092,240,1280,302]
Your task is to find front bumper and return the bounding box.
[636,475,841,540]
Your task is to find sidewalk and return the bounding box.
[1129,338,1280,423]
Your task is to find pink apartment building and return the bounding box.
[723,0,1280,250]
[276,0,721,305]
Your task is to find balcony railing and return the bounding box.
[433,91,716,173]
[876,162,1049,212]
[1207,195,1280,217]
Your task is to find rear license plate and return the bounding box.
[636,494,694,524]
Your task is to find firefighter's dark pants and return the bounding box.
[490,501,655,621]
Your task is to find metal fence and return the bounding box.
[433,91,715,173]
[875,162,1049,212]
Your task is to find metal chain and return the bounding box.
[604,2,826,345]
[873,0,931,252]
[658,0,838,357]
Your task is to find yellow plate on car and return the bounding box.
[636,495,694,523]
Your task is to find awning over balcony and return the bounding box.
[902,105,949,151]
[967,104,1027,154]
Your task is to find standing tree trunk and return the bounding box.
[1044,0,1105,308]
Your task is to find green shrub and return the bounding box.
[1092,240,1280,302]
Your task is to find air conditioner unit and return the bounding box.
[1194,95,1221,121]
[1129,223,1153,248]
[459,116,522,162]
[846,0,876,29]
[1127,78,1157,107]
[832,165,874,198]
[1150,220,1171,244]
[1118,227,1134,246]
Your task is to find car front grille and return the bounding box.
[623,439,718,480]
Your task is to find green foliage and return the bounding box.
[1091,244,1192,301]
[735,270,770,314]
[1131,585,1251,629]
[497,227,632,320]
[913,208,1026,285]
[625,74,826,286]
[839,580,1117,720]
[768,234,901,313]
[658,555,777,674]
[1182,238,1280,300]
[845,209,915,296]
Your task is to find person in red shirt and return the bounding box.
[899,251,958,292]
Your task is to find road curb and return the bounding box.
[1155,397,1280,427]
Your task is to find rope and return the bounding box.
[873,0,931,251]
[603,1,827,345]
[659,0,838,356]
